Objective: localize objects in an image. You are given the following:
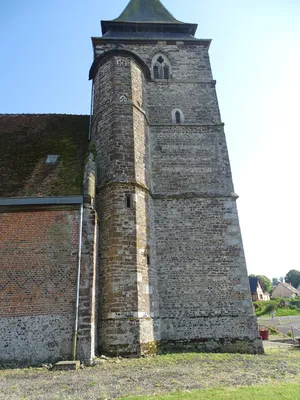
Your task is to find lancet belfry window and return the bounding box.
[152,54,171,80]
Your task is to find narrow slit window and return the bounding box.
[126,195,131,208]
[172,109,184,124]
[147,254,150,265]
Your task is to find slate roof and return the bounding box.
[114,0,182,23]
[0,114,89,198]
[100,0,198,38]
[249,277,258,294]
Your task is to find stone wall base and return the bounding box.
[99,336,263,358]
[99,317,157,357]
[98,314,263,357]
[158,337,264,355]
[0,315,74,367]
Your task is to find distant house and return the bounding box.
[249,277,270,301]
[271,282,300,298]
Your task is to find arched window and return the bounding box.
[152,54,171,80]
[163,65,170,79]
[172,109,184,124]
[154,65,159,79]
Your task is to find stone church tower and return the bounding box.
[89,0,263,355]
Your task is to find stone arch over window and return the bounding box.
[172,108,184,124]
[151,53,172,80]
[146,47,175,67]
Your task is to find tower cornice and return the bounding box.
[92,37,211,48]
[101,21,198,37]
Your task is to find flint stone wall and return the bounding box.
[93,40,262,354]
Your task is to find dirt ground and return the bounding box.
[1,342,300,400]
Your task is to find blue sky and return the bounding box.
[1,0,300,280]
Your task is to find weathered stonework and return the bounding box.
[0,209,79,365]
[0,1,262,366]
[90,0,263,356]
[0,152,99,366]
[77,152,99,363]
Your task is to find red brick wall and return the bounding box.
[0,209,78,318]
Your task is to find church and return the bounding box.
[0,0,263,366]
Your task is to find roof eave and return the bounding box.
[92,36,212,48]
[101,20,198,36]
[0,196,83,206]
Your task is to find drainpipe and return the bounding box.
[88,82,94,141]
[72,203,84,361]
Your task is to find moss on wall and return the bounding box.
[0,114,89,197]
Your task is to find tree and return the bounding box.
[284,270,300,289]
[249,274,273,294]
[272,277,279,286]
[258,275,273,293]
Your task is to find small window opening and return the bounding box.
[147,254,150,265]
[163,65,170,79]
[154,65,160,79]
[172,109,184,124]
[126,195,131,208]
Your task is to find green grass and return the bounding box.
[2,347,300,399]
[119,383,300,400]
[275,308,300,316]
[254,298,300,317]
